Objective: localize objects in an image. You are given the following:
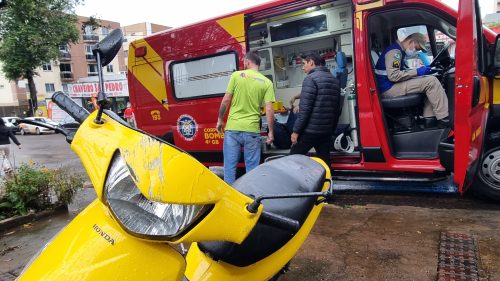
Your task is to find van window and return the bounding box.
[435,30,455,59]
[171,52,238,100]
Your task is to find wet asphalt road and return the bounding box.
[7,133,84,171]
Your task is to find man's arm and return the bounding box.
[289,93,301,107]
[385,49,417,82]
[216,92,232,134]
[265,101,274,145]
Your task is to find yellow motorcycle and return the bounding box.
[18,29,332,281]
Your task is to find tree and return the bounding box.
[0,0,81,113]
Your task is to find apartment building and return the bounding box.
[0,16,124,117]
[122,22,170,70]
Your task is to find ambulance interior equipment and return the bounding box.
[368,9,456,159]
[248,1,358,157]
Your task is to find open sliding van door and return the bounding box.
[454,0,489,193]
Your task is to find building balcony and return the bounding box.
[59,51,71,61]
[83,34,99,42]
[86,54,96,61]
[60,72,74,81]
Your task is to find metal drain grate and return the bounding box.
[437,232,479,281]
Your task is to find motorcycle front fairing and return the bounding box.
[20,110,261,280]
[19,200,186,281]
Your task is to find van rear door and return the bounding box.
[454,0,489,192]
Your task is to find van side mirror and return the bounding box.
[493,34,500,76]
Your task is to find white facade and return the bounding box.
[0,62,17,106]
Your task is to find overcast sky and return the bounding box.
[75,0,496,28]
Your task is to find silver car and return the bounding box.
[19,117,59,135]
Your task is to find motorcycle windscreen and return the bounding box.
[18,200,185,281]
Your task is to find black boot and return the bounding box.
[424,117,437,128]
[437,117,450,128]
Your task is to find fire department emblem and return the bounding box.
[177,114,197,141]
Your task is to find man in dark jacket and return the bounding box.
[290,53,340,169]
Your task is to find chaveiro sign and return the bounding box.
[68,80,129,97]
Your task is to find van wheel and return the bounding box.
[474,147,500,202]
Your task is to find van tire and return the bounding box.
[473,147,500,202]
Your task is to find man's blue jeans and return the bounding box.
[223,130,261,184]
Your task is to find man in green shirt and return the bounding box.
[216,51,275,184]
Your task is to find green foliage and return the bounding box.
[0,0,82,110]
[82,16,101,32]
[0,163,84,219]
[2,164,52,215]
[48,167,84,205]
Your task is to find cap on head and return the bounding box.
[404,33,427,52]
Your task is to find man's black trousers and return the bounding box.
[290,133,332,170]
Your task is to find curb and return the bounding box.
[0,204,68,232]
[83,181,93,189]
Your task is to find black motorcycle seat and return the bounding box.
[198,155,326,267]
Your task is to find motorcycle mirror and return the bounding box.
[92,29,123,67]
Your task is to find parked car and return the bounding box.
[19,117,59,135]
[1,117,21,134]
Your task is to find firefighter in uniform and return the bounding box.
[375,33,449,127]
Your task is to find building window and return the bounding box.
[101,27,109,36]
[59,44,69,52]
[85,45,93,54]
[42,63,52,71]
[45,83,55,93]
[62,84,69,93]
[83,25,93,35]
[88,64,98,76]
[85,45,95,60]
[171,52,238,99]
[60,63,72,72]
[106,64,114,73]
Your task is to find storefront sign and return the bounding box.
[68,80,129,98]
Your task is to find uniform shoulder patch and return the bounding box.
[394,52,401,60]
[393,60,400,68]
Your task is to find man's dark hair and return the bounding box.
[304,53,322,67]
[245,51,261,67]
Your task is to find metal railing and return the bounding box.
[60,72,74,80]
[59,52,71,60]
[83,34,99,42]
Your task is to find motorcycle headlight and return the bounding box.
[104,153,211,240]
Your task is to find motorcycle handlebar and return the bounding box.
[52,91,90,124]
[259,211,300,233]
